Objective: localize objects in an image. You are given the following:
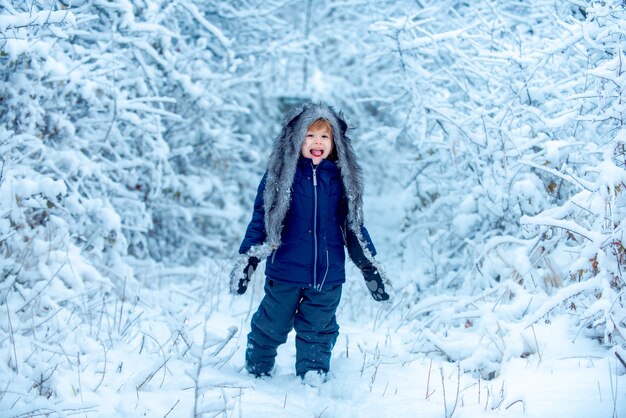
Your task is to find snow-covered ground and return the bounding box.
[3,263,623,418]
[2,181,624,418]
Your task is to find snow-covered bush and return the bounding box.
[364,0,626,377]
[0,1,286,412]
[2,0,624,414]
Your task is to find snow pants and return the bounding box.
[246,278,342,377]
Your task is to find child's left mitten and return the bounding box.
[229,256,259,295]
[360,263,390,302]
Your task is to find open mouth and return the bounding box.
[310,149,324,157]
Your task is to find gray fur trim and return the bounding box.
[230,244,273,294]
[229,254,248,294]
[244,242,274,260]
[263,102,365,249]
[370,259,394,296]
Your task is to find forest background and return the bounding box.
[1,1,625,417]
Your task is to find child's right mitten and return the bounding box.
[229,256,259,295]
[360,263,390,301]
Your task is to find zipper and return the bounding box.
[317,249,330,291]
[312,164,318,290]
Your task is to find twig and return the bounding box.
[16,260,67,313]
[137,331,168,387]
[211,326,238,356]
[531,325,542,363]
[12,404,99,417]
[360,351,367,377]
[193,318,209,418]
[1,242,33,303]
[520,214,600,242]
[136,356,171,391]
[484,386,490,411]
[118,275,127,334]
[615,351,626,371]
[450,363,461,418]
[33,364,59,397]
[163,399,180,418]
[120,311,144,336]
[505,399,525,410]
[0,158,5,189]
[96,293,106,341]
[34,306,64,328]
[610,359,618,418]
[212,344,240,370]
[492,382,506,409]
[77,351,84,403]
[440,367,448,418]
[238,387,243,418]
[369,362,380,392]
[425,358,433,399]
[0,380,10,403]
[93,337,107,392]
[5,300,18,373]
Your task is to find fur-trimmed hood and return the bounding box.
[232,101,392,296]
[263,102,365,250]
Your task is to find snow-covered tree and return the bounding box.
[360,0,626,376]
[1,1,624,414]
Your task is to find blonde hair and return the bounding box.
[308,118,333,137]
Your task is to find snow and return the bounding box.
[2,0,626,417]
[3,39,31,58]
[4,277,620,418]
[0,10,75,32]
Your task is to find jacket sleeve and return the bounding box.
[238,172,268,255]
[345,223,377,268]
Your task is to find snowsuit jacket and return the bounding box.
[239,157,376,288]
[236,102,381,289]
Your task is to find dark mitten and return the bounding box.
[230,256,259,295]
[361,263,390,301]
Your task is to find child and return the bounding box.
[230,102,390,380]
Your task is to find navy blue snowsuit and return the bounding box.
[239,157,376,377]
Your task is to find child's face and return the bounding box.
[301,126,333,165]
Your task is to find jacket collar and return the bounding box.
[297,157,338,172]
